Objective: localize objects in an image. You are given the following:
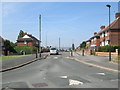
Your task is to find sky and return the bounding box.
[1,2,119,48]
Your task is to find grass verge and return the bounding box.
[1,55,29,60]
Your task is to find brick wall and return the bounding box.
[110,32,120,45]
[95,49,118,56]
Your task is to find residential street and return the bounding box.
[2,52,119,89]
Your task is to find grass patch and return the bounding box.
[115,56,120,60]
[1,55,29,60]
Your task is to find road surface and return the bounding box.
[2,52,119,89]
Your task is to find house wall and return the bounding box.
[110,32,120,45]
[94,38,100,46]
[17,42,33,46]
[17,42,26,46]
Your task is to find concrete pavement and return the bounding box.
[71,52,119,72]
[1,53,48,72]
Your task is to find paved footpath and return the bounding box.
[1,53,48,71]
[72,51,119,72]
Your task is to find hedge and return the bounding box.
[98,45,120,52]
[14,46,37,54]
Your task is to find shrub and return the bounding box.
[14,46,37,54]
[98,45,120,52]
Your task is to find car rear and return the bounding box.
[50,48,58,55]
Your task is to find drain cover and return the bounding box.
[32,83,48,87]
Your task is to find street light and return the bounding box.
[106,4,111,29]
[106,4,111,61]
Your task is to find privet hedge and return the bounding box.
[14,46,37,54]
[98,45,120,52]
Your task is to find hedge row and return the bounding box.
[14,46,37,54]
[98,45,120,52]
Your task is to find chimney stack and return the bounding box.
[115,13,120,19]
[29,34,32,36]
[24,32,27,35]
[94,32,97,35]
[100,26,105,30]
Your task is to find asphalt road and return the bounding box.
[2,52,119,89]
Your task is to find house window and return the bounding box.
[105,31,108,36]
[36,42,38,44]
[105,41,109,45]
[101,42,104,46]
[24,41,27,44]
[108,40,110,45]
[102,33,104,37]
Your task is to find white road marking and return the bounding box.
[60,76,67,79]
[43,77,46,79]
[97,73,106,76]
[69,79,83,85]
[54,57,58,59]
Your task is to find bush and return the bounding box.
[98,45,120,52]
[14,46,37,54]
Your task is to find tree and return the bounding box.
[4,40,10,56]
[80,41,86,49]
[4,40,16,56]
[18,30,24,39]
[72,43,75,50]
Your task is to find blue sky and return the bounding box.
[2,2,119,48]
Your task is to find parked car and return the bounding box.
[50,48,58,55]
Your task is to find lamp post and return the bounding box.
[39,15,42,57]
[106,4,111,61]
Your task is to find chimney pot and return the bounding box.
[24,32,27,35]
[115,13,120,19]
[94,32,97,35]
[29,34,32,36]
[100,26,105,30]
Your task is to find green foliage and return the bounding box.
[80,41,86,49]
[69,48,72,51]
[4,40,16,55]
[14,46,37,54]
[1,55,27,60]
[72,43,75,50]
[91,51,95,55]
[10,42,16,48]
[18,30,24,39]
[98,45,120,52]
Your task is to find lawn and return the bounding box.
[1,55,29,60]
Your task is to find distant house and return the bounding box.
[0,36,4,55]
[86,13,120,48]
[16,32,39,48]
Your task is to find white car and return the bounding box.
[50,48,58,55]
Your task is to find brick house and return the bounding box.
[86,13,120,48]
[17,32,39,48]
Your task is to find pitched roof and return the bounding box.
[17,34,39,42]
[0,36,4,42]
[27,34,39,41]
[86,16,120,42]
[98,17,120,34]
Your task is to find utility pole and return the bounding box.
[39,15,41,57]
[46,32,47,48]
[59,37,60,50]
